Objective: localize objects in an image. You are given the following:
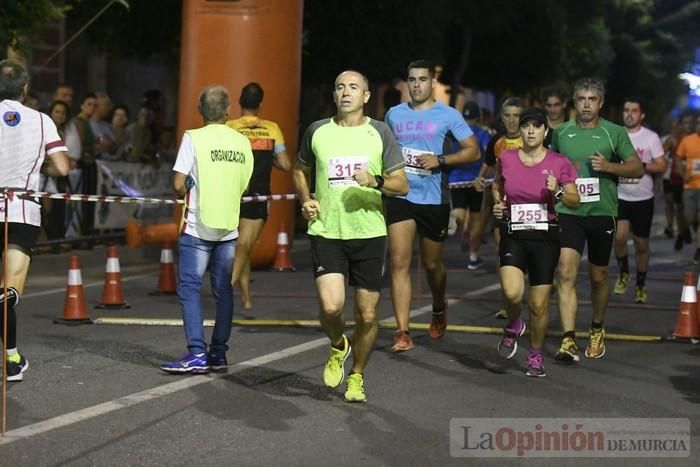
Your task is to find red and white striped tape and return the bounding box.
[448,178,495,189]
[0,189,298,205]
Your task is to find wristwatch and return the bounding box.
[374,175,385,190]
[554,188,564,200]
[437,155,446,167]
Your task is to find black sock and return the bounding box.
[331,337,346,350]
[0,287,18,349]
[616,255,629,275]
[591,321,603,330]
[564,330,576,339]
[636,271,647,287]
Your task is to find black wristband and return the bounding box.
[374,175,385,190]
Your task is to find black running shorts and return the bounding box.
[309,235,387,291]
[617,198,654,238]
[384,197,450,242]
[451,187,483,213]
[558,213,616,267]
[0,223,40,256]
[498,223,560,285]
[240,200,269,221]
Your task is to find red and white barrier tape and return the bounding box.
[0,189,298,205]
[448,178,494,189]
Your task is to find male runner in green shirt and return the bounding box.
[293,70,408,402]
[551,78,642,362]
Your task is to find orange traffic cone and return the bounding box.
[672,271,700,339]
[95,245,130,309]
[54,256,92,325]
[272,224,295,272]
[149,241,177,295]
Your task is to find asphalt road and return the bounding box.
[0,213,699,466]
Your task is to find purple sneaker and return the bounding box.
[497,318,526,359]
[160,352,210,374]
[526,350,546,377]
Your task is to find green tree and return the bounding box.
[0,0,68,54]
[63,0,181,63]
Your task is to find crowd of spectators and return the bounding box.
[29,85,176,248]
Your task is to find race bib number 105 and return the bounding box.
[327,156,369,187]
[575,177,600,203]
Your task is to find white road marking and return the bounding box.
[1,282,500,445]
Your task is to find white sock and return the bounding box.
[6,348,18,356]
[470,254,478,261]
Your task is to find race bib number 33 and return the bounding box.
[575,177,600,202]
[402,147,432,177]
[327,156,369,187]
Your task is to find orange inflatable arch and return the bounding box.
[176,0,303,268]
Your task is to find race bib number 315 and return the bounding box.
[327,156,369,187]
[575,177,600,203]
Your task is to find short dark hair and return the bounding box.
[407,59,435,78]
[239,82,264,109]
[80,92,97,104]
[502,97,525,110]
[199,85,230,122]
[110,104,130,121]
[0,59,29,100]
[540,86,567,104]
[49,100,69,115]
[623,96,645,114]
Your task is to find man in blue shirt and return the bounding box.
[384,59,480,352]
[448,101,490,269]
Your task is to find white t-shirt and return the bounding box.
[0,99,67,225]
[172,132,238,241]
[618,126,664,202]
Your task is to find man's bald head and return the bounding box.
[335,70,369,92]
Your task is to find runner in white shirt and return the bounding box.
[0,59,69,381]
[613,98,666,303]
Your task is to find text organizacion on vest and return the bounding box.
[211,149,247,163]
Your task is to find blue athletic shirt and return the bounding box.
[448,124,490,184]
[385,101,473,204]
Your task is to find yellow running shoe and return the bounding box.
[554,336,580,363]
[344,373,366,403]
[585,328,606,359]
[614,273,629,295]
[634,286,648,304]
[495,309,508,319]
[323,335,351,388]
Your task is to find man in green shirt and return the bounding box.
[551,78,642,362]
[293,70,408,403]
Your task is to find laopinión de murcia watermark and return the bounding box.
[449,418,690,458]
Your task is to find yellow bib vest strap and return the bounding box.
[187,124,251,230]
